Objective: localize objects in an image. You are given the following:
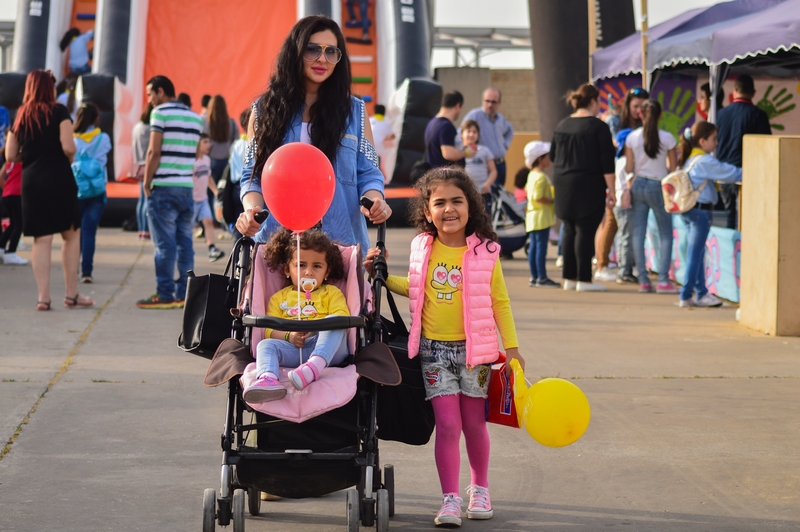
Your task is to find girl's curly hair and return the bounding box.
[263,228,345,284]
[408,166,498,254]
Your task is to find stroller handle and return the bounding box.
[242,315,367,331]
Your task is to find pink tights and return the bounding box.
[431,394,490,494]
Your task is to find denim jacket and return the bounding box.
[240,96,383,254]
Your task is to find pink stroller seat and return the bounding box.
[239,243,365,423]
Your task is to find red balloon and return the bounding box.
[261,143,336,231]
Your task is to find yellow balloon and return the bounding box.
[509,360,591,448]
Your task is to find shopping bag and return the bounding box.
[485,362,520,428]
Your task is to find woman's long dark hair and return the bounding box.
[409,167,498,253]
[251,16,352,181]
[678,121,717,167]
[60,28,80,52]
[642,100,662,159]
[13,70,56,139]
[207,95,231,143]
[74,102,99,133]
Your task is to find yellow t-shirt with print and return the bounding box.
[525,168,555,232]
[264,284,349,338]
[386,239,519,348]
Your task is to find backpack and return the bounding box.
[661,156,705,214]
[71,147,106,199]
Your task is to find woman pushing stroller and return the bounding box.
[242,228,349,403]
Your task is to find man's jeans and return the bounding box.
[79,194,106,276]
[137,181,149,233]
[631,178,673,285]
[613,205,634,277]
[147,187,194,301]
[679,208,713,301]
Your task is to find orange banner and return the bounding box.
[142,2,296,120]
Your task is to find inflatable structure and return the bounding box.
[3,0,438,223]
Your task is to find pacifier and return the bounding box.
[300,277,317,300]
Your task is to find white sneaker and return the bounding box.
[678,299,695,308]
[563,279,577,291]
[696,293,723,307]
[3,252,28,265]
[593,267,617,282]
[555,255,564,268]
[576,281,608,292]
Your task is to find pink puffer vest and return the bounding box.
[406,233,500,367]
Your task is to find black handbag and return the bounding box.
[375,288,436,445]
[177,241,241,359]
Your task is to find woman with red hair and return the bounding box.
[5,69,93,310]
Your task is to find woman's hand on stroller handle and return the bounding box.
[237,205,265,237]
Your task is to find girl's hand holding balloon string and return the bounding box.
[505,347,525,376]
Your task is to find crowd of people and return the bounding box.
[421,74,766,308]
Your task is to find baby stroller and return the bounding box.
[491,186,528,256]
[190,214,433,532]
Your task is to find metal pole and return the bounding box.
[640,0,648,89]
[588,0,597,80]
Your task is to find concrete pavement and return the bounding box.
[0,227,798,531]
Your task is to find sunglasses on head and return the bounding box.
[303,43,343,64]
[629,87,649,98]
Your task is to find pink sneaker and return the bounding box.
[466,485,493,520]
[288,360,321,391]
[656,282,679,294]
[242,374,286,403]
[434,493,462,527]
[638,282,654,293]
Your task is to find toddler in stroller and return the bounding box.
[242,229,351,403]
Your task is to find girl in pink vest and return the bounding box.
[365,167,525,527]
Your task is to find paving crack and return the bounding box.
[0,245,144,461]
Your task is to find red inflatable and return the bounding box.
[261,143,336,232]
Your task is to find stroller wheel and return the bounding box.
[346,488,360,532]
[247,488,261,516]
[376,489,390,532]
[383,464,395,517]
[232,489,246,532]
[202,488,216,532]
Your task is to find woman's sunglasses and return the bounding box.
[303,43,343,64]
[628,87,649,98]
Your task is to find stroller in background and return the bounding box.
[491,186,528,256]
[190,211,434,532]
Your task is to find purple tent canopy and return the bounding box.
[712,0,800,64]
[591,0,788,80]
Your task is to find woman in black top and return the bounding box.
[550,83,616,291]
[5,70,94,310]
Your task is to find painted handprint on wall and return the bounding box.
[656,86,695,142]
[756,84,796,131]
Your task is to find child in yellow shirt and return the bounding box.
[523,141,558,288]
[241,229,349,403]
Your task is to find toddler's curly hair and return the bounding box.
[263,228,345,283]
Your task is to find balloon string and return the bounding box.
[295,231,303,364]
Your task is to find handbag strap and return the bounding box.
[382,286,409,338]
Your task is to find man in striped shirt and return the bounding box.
[138,75,203,309]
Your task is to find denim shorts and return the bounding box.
[193,200,212,223]
[419,337,491,400]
